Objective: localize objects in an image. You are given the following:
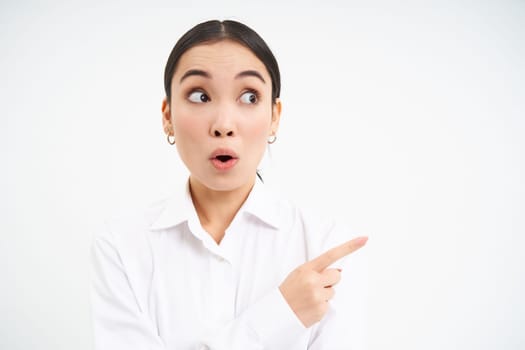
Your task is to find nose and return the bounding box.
[213,129,234,137]
[210,104,236,138]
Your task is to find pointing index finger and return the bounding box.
[307,236,368,272]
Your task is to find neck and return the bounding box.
[189,176,255,244]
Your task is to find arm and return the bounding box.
[90,221,366,349]
[208,235,368,350]
[90,230,166,349]
[201,288,308,349]
[90,225,307,350]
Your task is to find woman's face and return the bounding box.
[162,40,281,192]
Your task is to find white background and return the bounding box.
[2,0,524,349]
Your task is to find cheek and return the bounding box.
[239,110,273,166]
[243,107,273,140]
[173,108,206,141]
[246,121,270,140]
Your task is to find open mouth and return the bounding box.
[215,155,234,162]
[210,148,238,170]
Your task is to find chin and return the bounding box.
[193,172,254,193]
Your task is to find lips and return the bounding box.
[210,148,239,171]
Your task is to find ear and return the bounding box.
[270,98,282,135]
[161,97,173,135]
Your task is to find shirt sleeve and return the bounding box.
[90,222,308,350]
[202,219,368,350]
[201,287,309,349]
[90,225,166,350]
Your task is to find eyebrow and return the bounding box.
[179,69,211,83]
[179,69,266,84]
[235,70,266,84]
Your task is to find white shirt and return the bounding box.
[90,179,367,349]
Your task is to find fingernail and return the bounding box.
[355,236,368,245]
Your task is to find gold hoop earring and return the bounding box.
[267,135,277,144]
[167,134,176,145]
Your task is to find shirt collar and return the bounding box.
[240,178,280,229]
[149,179,194,230]
[149,177,281,231]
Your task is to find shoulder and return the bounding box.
[266,185,338,235]
[92,199,167,263]
[259,183,333,226]
[265,185,365,265]
[263,185,353,258]
[93,197,169,243]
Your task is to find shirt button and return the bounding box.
[199,345,210,350]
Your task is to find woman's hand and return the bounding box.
[279,236,368,328]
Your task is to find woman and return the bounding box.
[90,19,367,349]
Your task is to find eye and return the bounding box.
[240,90,259,104]
[188,91,210,103]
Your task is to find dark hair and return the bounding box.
[163,19,281,105]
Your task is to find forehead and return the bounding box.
[175,40,268,78]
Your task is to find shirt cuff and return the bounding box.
[244,287,308,348]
